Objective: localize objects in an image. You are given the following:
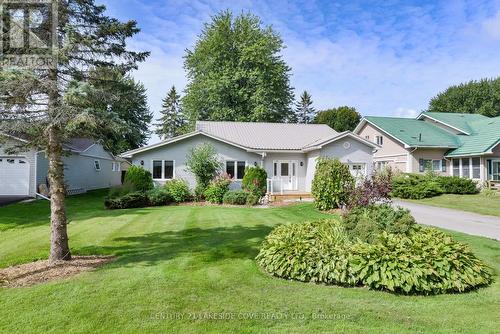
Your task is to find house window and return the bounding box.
[112,162,121,172]
[376,136,383,146]
[237,161,246,179]
[226,161,246,180]
[226,161,235,178]
[375,161,388,170]
[462,158,470,178]
[419,159,442,172]
[152,160,162,179]
[164,160,174,179]
[273,162,277,176]
[350,164,365,177]
[365,135,370,140]
[152,160,175,179]
[472,157,480,179]
[441,159,447,172]
[453,159,459,176]
[94,160,101,171]
[7,158,14,164]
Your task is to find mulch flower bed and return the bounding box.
[0,255,116,288]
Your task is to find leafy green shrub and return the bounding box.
[246,192,260,206]
[342,205,417,243]
[164,179,191,203]
[436,176,478,194]
[108,180,136,198]
[257,220,492,295]
[256,220,352,285]
[223,190,248,205]
[124,165,154,192]
[392,174,442,199]
[204,174,231,204]
[147,187,172,206]
[104,192,149,209]
[242,166,267,197]
[185,143,223,196]
[349,228,492,294]
[311,158,354,210]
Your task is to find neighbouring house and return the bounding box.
[120,121,378,195]
[0,135,122,197]
[354,112,500,183]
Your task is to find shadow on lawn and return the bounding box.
[78,224,273,267]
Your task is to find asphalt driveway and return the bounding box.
[394,200,500,240]
[0,196,29,207]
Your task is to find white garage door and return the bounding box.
[0,157,30,195]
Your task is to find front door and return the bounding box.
[277,160,298,191]
[493,161,500,181]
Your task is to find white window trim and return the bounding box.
[112,162,121,172]
[225,160,247,180]
[94,159,101,171]
[375,135,383,146]
[151,159,176,180]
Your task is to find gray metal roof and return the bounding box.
[196,121,338,150]
[63,138,95,152]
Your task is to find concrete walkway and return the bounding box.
[393,200,500,240]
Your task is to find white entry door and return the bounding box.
[0,157,30,195]
[278,160,298,191]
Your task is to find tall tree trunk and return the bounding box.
[47,126,71,262]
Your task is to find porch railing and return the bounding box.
[267,178,284,195]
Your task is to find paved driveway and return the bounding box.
[0,196,29,207]
[394,200,500,240]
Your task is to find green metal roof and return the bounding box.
[362,113,500,157]
[363,116,460,148]
[446,117,500,157]
[420,112,488,134]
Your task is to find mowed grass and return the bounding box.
[0,190,499,334]
[405,193,500,217]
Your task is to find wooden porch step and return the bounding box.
[489,181,500,191]
[269,193,313,202]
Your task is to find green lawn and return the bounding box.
[0,190,499,333]
[403,193,500,217]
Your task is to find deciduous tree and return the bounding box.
[314,106,361,132]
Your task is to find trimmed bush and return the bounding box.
[342,205,417,243]
[392,174,442,199]
[147,187,172,206]
[242,166,267,197]
[104,192,149,209]
[256,220,492,295]
[204,174,231,204]
[223,190,248,205]
[436,176,478,194]
[392,173,478,199]
[349,228,492,294]
[246,192,260,206]
[165,179,191,203]
[311,158,354,210]
[124,165,154,192]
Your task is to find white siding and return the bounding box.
[0,138,37,197]
[130,134,261,189]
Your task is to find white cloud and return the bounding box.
[482,11,500,39]
[393,108,419,118]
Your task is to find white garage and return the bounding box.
[0,157,31,196]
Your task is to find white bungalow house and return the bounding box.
[121,121,378,195]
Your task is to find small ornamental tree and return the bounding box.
[185,143,223,196]
[242,166,267,197]
[311,158,354,210]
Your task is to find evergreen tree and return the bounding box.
[0,0,148,262]
[155,86,187,139]
[183,11,294,124]
[294,91,315,123]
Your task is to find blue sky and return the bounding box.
[100,0,500,143]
